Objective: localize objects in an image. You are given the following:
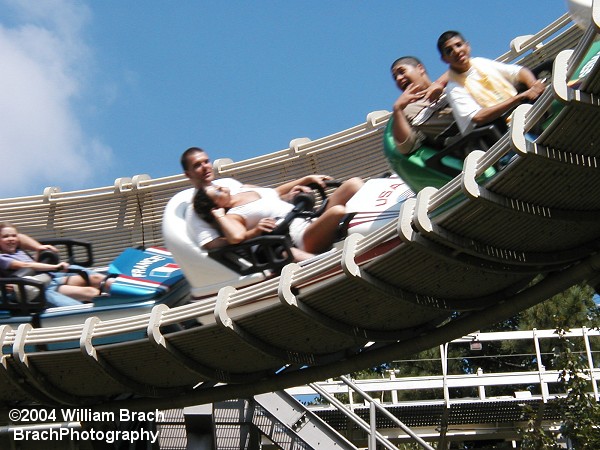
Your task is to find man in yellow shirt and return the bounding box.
[437,30,545,135]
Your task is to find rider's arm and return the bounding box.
[211,210,248,244]
[210,210,269,245]
[471,95,524,126]
[211,209,279,245]
[516,66,538,88]
[274,175,331,198]
[471,75,545,126]
[7,258,68,273]
[423,71,448,103]
[17,233,59,254]
[392,104,418,155]
[468,61,545,129]
[187,205,230,250]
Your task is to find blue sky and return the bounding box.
[0,0,569,198]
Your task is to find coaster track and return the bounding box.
[0,5,599,418]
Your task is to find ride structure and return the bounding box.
[0,0,598,422]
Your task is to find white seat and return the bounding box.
[162,188,267,298]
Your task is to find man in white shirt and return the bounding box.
[181,147,243,249]
[437,30,545,135]
[181,147,362,250]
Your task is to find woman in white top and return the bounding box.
[193,177,363,257]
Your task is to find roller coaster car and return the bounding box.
[384,118,501,193]
[0,240,84,321]
[0,238,189,328]
[164,176,416,299]
[386,38,600,193]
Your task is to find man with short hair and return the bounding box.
[437,30,545,135]
[181,147,362,250]
[181,147,247,250]
[390,55,454,155]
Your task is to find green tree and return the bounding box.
[520,324,600,448]
[553,326,600,447]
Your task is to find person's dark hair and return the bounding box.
[437,30,465,55]
[180,147,207,171]
[193,188,217,224]
[390,56,423,72]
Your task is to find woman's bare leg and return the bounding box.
[302,178,363,253]
[57,285,99,302]
[302,205,347,254]
[62,272,104,288]
[325,177,363,210]
[58,272,113,301]
[290,248,315,262]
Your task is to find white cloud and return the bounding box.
[0,0,113,198]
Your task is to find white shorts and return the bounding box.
[288,218,312,250]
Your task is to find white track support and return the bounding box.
[278,262,375,340]
[12,323,80,405]
[216,284,317,366]
[147,304,234,383]
[80,316,178,397]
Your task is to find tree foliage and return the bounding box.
[520,325,600,448]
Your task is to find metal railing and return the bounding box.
[286,328,600,447]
